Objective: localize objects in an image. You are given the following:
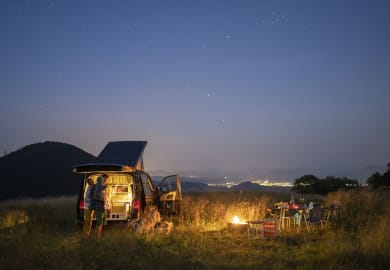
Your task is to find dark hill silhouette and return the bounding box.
[0,141,95,200]
[0,141,292,200]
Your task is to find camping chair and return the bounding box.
[279,207,290,230]
[307,205,323,230]
[323,201,341,224]
[262,219,277,239]
[276,202,290,231]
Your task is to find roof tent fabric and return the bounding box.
[95,141,147,168]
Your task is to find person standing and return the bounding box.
[82,178,95,239]
[93,174,110,238]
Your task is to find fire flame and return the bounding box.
[233,216,241,224]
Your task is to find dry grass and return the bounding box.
[0,190,389,269]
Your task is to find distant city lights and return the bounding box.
[208,178,293,188]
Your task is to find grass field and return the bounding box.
[0,190,389,270]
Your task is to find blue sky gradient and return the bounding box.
[1,0,389,182]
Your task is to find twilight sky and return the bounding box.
[1,0,389,183]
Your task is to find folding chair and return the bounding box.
[262,219,277,239]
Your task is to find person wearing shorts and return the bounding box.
[95,200,106,227]
[93,174,109,238]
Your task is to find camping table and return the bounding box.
[247,220,264,238]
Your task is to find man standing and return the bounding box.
[93,174,110,238]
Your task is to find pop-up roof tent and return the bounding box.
[73,141,147,173]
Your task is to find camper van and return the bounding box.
[73,141,182,225]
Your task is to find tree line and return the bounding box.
[292,163,390,194]
[366,163,390,190]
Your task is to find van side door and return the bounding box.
[157,175,182,215]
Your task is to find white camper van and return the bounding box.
[73,141,182,225]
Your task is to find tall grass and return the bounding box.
[176,191,271,230]
[328,189,390,267]
[0,190,389,269]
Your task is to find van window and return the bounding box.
[108,174,134,185]
[85,174,133,199]
[111,185,129,194]
[87,174,134,185]
[140,174,152,196]
[159,177,177,192]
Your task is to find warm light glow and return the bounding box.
[233,216,240,223]
[231,215,247,224]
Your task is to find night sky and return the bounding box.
[1,0,389,183]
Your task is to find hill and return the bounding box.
[0,142,292,200]
[0,141,95,200]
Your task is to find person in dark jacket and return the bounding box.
[82,178,95,239]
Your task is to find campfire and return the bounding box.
[227,216,247,232]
